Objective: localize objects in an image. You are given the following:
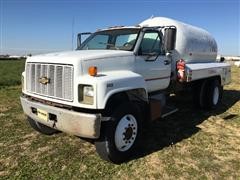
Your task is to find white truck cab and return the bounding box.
[20,17,231,163]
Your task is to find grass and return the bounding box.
[0,60,25,87]
[0,60,240,179]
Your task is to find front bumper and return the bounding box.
[20,96,101,138]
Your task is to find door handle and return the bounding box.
[164,60,170,65]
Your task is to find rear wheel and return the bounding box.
[95,102,142,164]
[27,117,58,135]
[193,79,223,109]
[205,79,223,109]
[193,80,208,108]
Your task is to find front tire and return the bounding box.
[27,117,59,135]
[95,102,142,164]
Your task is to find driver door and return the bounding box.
[135,30,171,92]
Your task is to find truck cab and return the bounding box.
[78,26,172,92]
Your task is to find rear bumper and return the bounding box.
[20,96,101,139]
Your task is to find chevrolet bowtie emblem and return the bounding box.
[39,77,50,85]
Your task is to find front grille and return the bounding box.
[26,63,74,101]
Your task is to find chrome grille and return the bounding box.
[26,63,74,101]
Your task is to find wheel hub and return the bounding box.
[114,114,138,152]
[124,127,133,140]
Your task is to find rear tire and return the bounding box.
[193,80,208,108]
[95,102,142,164]
[193,79,222,109]
[27,117,58,135]
[205,79,223,109]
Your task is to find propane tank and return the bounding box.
[139,17,218,63]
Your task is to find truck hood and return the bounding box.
[27,50,134,65]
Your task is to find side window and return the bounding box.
[82,34,109,50]
[139,32,161,55]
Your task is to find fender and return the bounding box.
[95,70,147,109]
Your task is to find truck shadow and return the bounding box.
[131,89,240,161]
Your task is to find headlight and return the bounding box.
[78,85,94,105]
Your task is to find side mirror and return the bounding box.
[77,32,91,49]
[164,27,176,52]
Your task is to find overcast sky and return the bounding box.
[0,0,239,56]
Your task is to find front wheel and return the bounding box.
[95,102,142,164]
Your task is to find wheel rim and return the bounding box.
[213,86,219,105]
[114,114,138,152]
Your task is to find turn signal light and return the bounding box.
[88,66,97,76]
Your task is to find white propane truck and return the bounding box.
[20,17,231,163]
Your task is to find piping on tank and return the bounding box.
[139,17,218,63]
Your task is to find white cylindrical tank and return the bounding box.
[139,17,218,63]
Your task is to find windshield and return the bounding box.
[78,28,140,51]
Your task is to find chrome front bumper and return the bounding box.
[20,96,101,138]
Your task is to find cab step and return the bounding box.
[161,105,178,118]
[149,95,178,120]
